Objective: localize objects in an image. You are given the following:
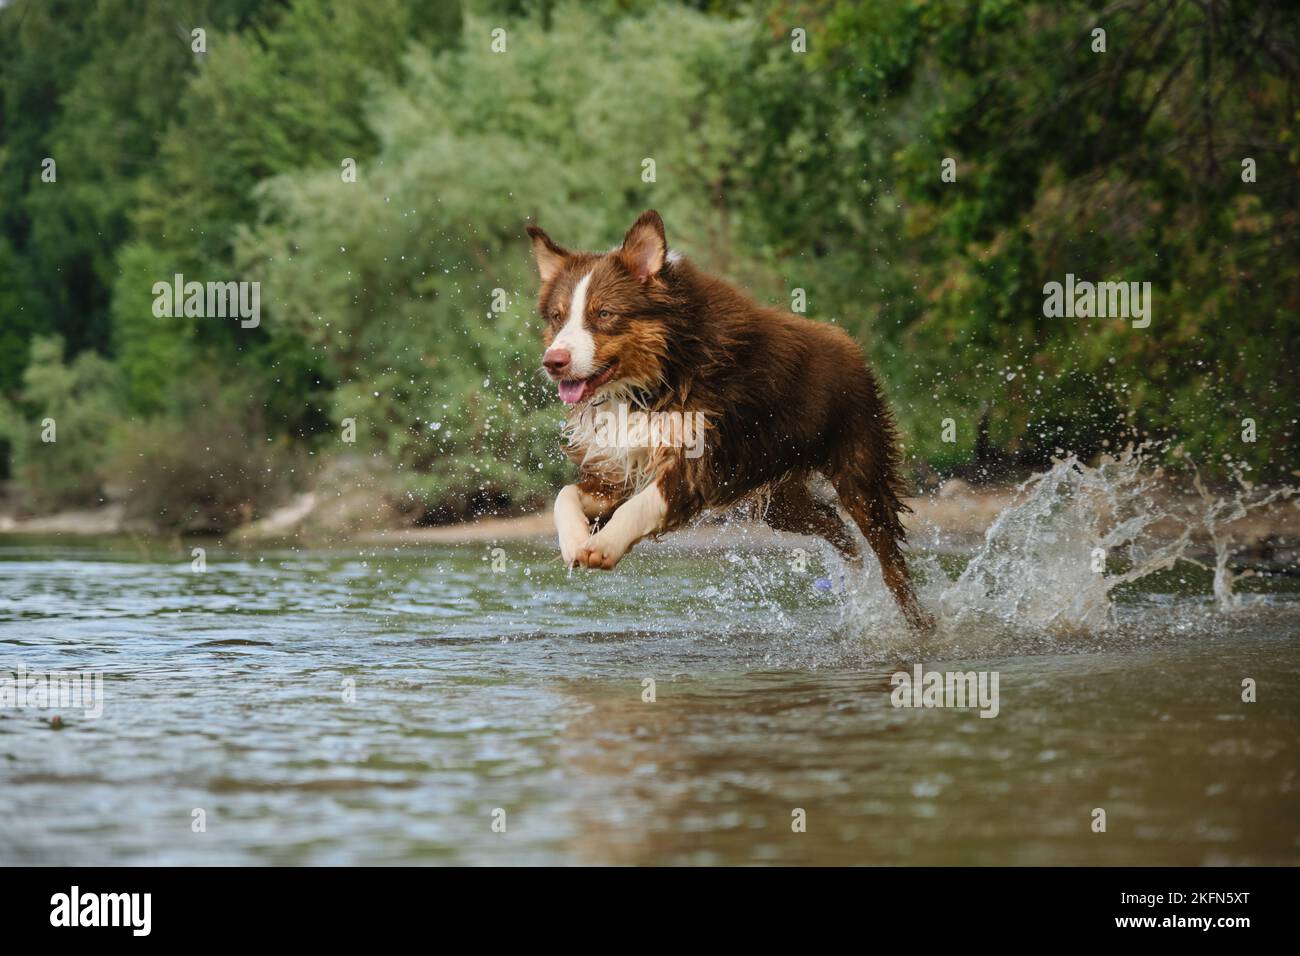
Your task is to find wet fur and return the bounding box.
[530,211,931,629]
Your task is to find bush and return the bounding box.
[0,336,121,512]
[103,372,308,532]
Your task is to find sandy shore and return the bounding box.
[351,489,1016,551]
[3,482,1296,565]
[351,494,1294,561]
[354,483,1298,565]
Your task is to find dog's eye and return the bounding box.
[550,310,562,323]
[597,309,613,320]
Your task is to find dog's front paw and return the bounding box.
[559,532,589,568]
[557,514,593,568]
[574,539,623,570]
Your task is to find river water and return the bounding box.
[2,457,1298,865]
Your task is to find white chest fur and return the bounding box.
[564,393,658,491]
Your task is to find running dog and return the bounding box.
[528,210,931,629]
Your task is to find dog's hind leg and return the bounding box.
[829,466,933,632]
[762,477,859,562]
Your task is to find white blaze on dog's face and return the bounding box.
[527,212,673,406]
[553,271,597,379]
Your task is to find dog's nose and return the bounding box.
[543,348,571,374]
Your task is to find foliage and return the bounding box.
[0,0,1295,528]
[0,336,122,510]
[783,0,1300,477]
[103,370,307,530]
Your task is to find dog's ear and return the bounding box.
[526,225,569,284]
[619,210,666,282]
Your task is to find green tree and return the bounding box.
[236,3,777,516]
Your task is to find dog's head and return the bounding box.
[527,210,675,405]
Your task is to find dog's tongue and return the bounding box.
[558,380,587,404]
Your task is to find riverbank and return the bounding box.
[4,478,1297,568]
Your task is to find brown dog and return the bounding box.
[528,210,931,629]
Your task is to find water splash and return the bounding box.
[931,447,1295,633]
[630,447,1293,659]
[1187,465,1296,611]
